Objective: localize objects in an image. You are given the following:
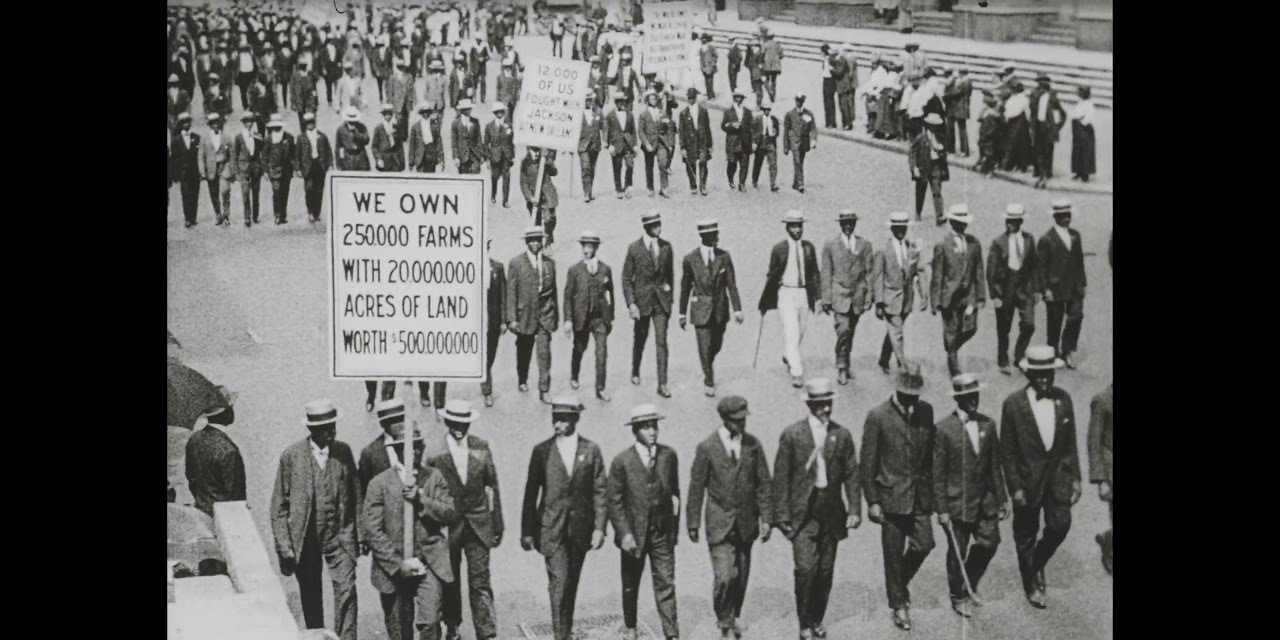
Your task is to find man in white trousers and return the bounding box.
[758,210,822,388]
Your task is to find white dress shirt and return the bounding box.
[1004,93,1030,120]
[306,130,321,158]
[717,426,741,460]
[956,408,981,454]
[616,109,628,130]
[310,439,330,468]
[634,442,657,468]
[419,119,434,144]
[555,432,579,472]
[1037,92,1052,121]
[1027,387,1056,450]
[1071,98,1095,127]
[895,237,909,269]
[1053,224,1072,251]
[584,257,598,274]
[782,239,805,287]
[244,133,255,155]
[807,415,829,488]
[688,104,700,124]
[446,434,469,479]
[701,246,714,267]
[646,236,659,261]
[1008,232,1024,271]
[527,250,543,281]
[907,84,932,118]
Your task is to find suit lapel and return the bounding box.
[692,250,711,290]
[465,436,482,488]
[1017,391,1049,454]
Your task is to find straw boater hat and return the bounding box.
[379,102,394,114]
[303,399,340,427]
[804,378,835,402]
[374,398,406,425]
[177,111,192,123]
[302,112,316,123]
[457,98,474,110]
[625,403,665,426]
[696,219,719,235]
[1051,199,1072,215]
[438,399,477,424]
[781,210,806,225]
[343,106,361,121]
[837,209,858,223]
[947,373,987,397]
[579,230,601,245]
[523,225,545,240]
[895,362,926,395]
[207,112,222,124]
[492,101,507,113]
[266,113,285,128]
[1005,203,1025,220]
[241,111,257,122]
[946,203,972,224]
[641,211,662,227]
[417,103,432,113]
[732,88,746,99]
[551,395,584,415]
[759,97,773,110]
[1020,345,1065,371]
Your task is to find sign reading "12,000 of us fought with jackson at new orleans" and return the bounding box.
[327,173,487,381]
[512,57,592,151]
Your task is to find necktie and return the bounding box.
[704,248,712,268]
[794,242,805,287]
[535,254,542,283]
[651,239,658,263]
[897,240,907,269]
[1011,234,1023,270]
[647,446,656,471]
[1035,390,1051,402]
[729,446,738,464]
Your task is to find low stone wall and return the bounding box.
[953,4,1058,43]
[793,0,878,29]
[1076,11,1112,52]
[738,0,794,21]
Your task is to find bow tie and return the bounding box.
[1034,390,1052,402]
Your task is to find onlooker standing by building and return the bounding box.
[760,28,783,102]
[1029,74,1066,189]
[945,67,972,157]
[1070,86,1096,182]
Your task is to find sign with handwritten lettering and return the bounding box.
[327,173,487,380]
[512,57,592,151]
[642,1,695,74]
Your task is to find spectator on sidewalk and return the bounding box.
[900,42,927,82]
[945,67,973,157]
[875,62,903,140]
[862,57,888,135]
[700,34,719,100]
[1070,86,1096,182]
[976,91,1002,176]
[746,41,764,104]
[727,38,744,94]
[1029,74,1067,189]
[820,44,840,129]
[909,113,949,225]
[761,28,783,102]
[836,44,858,131]
[1001,81,1033,173]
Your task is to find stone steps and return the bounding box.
[772,9,799,24]
[913,10,954,36]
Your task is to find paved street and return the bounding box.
[168,13,1113,640]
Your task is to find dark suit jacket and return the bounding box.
[751,112,780,150]
[386,72,416,114]
[487,258,506,331]
[263,132,295,180]
[622,236,675,316]
[505,252,559,334]
[521,435,609,557]
[909,130,949,181]
[563,260,615,330]
[945,76,972,120]
[721,105,753,156]
[483,120,515,165]
[425,434,504,548]
[448,69,472,108]
[861,399,936,515]
[295,131,333,176]
[520,155,559,208]
[608,444,681,552]
[686,431,772,544]
[821,234,875,315]
[371,122,404,171]
[930,232,986,310]
[606,109,637,156]
[579,112,605,154]
[727,45,743,74]
[836,54,858,94]
[335,122,371,171]
[679,247,742,326]
[358,435,393,495]
[270,438,360,563]
[408,117,442,170]
[678,105,713,158]
[783,108,817,153]
[232,132,263,180]
[496,72,521,104]
[1037,227,1086,300]
[452,115,484,164]
[773,418,861,539]
[171,131,201,181]
[1028,87,1067,141]
[1087,385,1113,486]
[999,386,1082,509]
[932,411,1007,521]
[986,231,1039,306]
[758,239,821,312]
[184,425,246,517]
[360,464,456,594]
[289,71,319,115]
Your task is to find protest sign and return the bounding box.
[512,57,592,152]
[327,173,487,380]
[642,1,695,74]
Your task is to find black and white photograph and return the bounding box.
[166,1,1113,638]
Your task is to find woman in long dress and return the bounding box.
[1070,86,1097,181]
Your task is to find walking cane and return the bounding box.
[942,520,986,606]
[751,311,766,369]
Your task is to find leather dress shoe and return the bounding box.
[483,394,494,407]
[811,624,827,638]
[539,391,553,404]
[999,365,1012,375]
[631,375,642,386]
[518,383,529,392]
[952,598,973,618]
[364,399,375,412]
[836,369,849,385]
[1064,353,1077,369]
[596,388,612,402]
[1026,590,1047,609]
[569,379,580,389]
[892,608,912,630]
[704,385,716,397]
[657,385,672,398]
[879,363,892,375]
[791,375,803,388]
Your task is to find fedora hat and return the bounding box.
[438,399,477,424]
[303,399,340,427]
[781,210,806,225]
[551,395,585,415]
[641,211,662,227]
[696,219,719,235]
[947,373,986,397]
[946,203,972,224]
[895,362,926,395]
[837,209,858,223]
[804,378,835,402]
[523,225,545,240]
[578,229,601,244]
[625,403,665,426]
[374,398,406,424]
[1020,345,1065,371]
[886,211,914,227]
[1005,203,1025,220]
[343,106,361,121]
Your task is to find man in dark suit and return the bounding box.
[385,61,416,142]
[1029,74,1067,189]
[607,94,638,198]
[609,404,682,640]
[1038,200,1086,369]
[726,39,744,94]
[171,113,202,228]
[184,386,245,517]
[836,45,858,131]
[1087,383,1113,575]
[933,374,1008,618]
[861,363,936,630]
[773,379,861,640]
[987,204,1039,374]
[687,395,772,639]
[760,29,783,101]
[721,89,754,192]
[909,112,949,224]
[290,63,320,133]
[783,94,817,193]
[270,399,361,640]
[637,91,669,198]
[1000,346,1082,609]
[448,50,472,110]
[820,210,875,385]
[484,103,514,207]
[563,230,615,401]
[319,35,344,106]
[622,212,675,398]
[452,99,484,173]
[945,66,972,156]
[931,205,986,376]
[335,107,371,171]
[358,399,408,496]
[495,59,521,119]
[614,51,645,103]
[751,97,780,192]
[679,219,744,397]
[408,104,444,173]
[579,104,605,202]
[699,34,718,100]
[521,397,609,640]
[264,115,295,225]
[469,39,490,102]
[480,239,506,407]
[361,423,456,640]
[820,44,841,129]
[678,88,713,196]
[372,103,405,171]
[758,211,821,388]
[426,400,503,640]
[506,226,559,404]
[232,112,263,226]
[198,112,234,227]
[296,113,333,224]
